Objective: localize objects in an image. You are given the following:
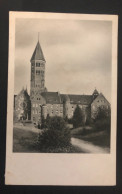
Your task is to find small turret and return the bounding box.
[92,88,99,100]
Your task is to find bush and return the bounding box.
[37,116,71,151]
[93,106,111,133]
[95,106,111,121]
[85,117,92,126]
[94,117,111,133]
[38,123,41,129]
[46,114,51,126]
[68,118,73,124]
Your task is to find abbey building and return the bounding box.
[14,40,110,124]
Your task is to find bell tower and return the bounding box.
[30,40,46,100]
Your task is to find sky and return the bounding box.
[15,18,112,102]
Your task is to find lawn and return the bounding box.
[13,127,40,152]
[71,127,110,148]
[13,127,84,153]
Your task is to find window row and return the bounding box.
[36,70,44,75]
[32,104,38,107]
[97,100,105,103]
[32,110,41,114]
[36,62,40,67]
[32,63,44,67]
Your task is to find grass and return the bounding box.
[13,127,84,153]
[79,131,110,148]
[13,127,40,152]
[72,127,110,148]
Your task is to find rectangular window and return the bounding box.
[33,104,35,107]
[36,70,40,75]
[36,62,40,67]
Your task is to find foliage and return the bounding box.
[46,114,51,126]
[41,115,46,129]
[68,117,73,124]
[37,116,71,150]
[64,116,68,122]
[95,106,111,121]
[85,117,92,126]
[94,117,111,133]
[72,105,83,128]
[40,114,51,129]
[47,116,66,131]
[38,123,41,129]
[93,106,111,133]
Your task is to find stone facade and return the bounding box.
[14,88,31,121]
[91,93,110,119]
[14,40,110,124]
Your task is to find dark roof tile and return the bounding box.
[41,92,61,104]
[31,41,45,62]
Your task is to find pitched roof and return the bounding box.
[41,92,61,104]
[91,93,110,105]
[92,88,99,95]
[17,88,30,99]
[68,94,93,105]
[41,92,93,105]
[31,41,46,62]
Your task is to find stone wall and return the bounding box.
[14,90,31,121]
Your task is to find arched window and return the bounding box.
[36,62,40,67]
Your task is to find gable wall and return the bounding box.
[91,94,110,119]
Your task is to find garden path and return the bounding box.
[71,137,110,153]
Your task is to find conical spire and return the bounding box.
[92,88,99,95]
[31,41,46,62]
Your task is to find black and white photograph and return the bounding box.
[13,15,112,153]
[5,12,117,185]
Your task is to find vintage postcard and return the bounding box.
[5,12,118,185]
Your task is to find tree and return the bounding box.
[94,106,111,133]
[46,114,51,127]
[41,115,46,129]
[72,105,83,128]
[64,116,68,123]
[95,106,111,121]
[37,116,71,151]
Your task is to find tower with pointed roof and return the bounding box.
[92,88,99,99]
[14,37,111,124]
[30,40,46,100]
